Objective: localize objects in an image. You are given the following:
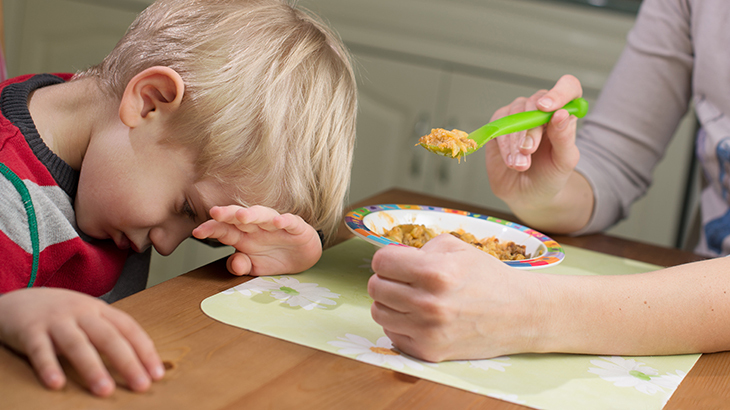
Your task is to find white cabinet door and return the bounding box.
[6,0,141,76]
[348,54,443,203]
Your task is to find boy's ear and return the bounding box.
[119,66,185,128]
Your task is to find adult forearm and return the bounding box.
[533,257,730,356]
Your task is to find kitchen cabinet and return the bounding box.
[302,0,697,248]
[4,0,140,77]
[4,0,698,285]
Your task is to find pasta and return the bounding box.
[383,224,530,261]
[418,128,476,159]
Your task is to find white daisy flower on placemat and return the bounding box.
[328,333,425,371]
[589,356,664,395]
[461,357,512,372]
[224,277,340,310]
[653,369,686,390]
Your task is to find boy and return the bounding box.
[0,0,357,397]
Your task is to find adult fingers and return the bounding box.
[49,320,115,397]
[78,316,151,393]
[544,109,580,173]
[103,309,164,382]
[519,90,549,157]
[367,274,418,314]
[510,96,536,170]
[370,245,421,284]
[383,329,444,363]
[494,97,528,168]
[536,74,583,112]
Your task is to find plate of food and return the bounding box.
[344,204,564,269]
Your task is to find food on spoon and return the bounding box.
[383,224,530,261]
[418,128,476,160]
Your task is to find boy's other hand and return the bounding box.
[0,288,165,397]
[192,205,323,276]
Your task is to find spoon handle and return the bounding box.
[469,97,589,146]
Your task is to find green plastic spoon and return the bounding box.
[419,97,589,159]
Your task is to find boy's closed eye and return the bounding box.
[182,199,197,221]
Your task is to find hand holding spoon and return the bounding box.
[418,98,589,159]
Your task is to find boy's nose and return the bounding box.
[149,226,191,256]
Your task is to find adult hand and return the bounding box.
[367,234,544,362]
[192,205,322,276]
[0,288,164,397]
[486,75,583,206]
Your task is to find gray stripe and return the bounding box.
[0,177,78,253]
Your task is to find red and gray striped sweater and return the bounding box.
[0,74,129,297]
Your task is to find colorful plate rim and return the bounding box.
[344,204,564,269]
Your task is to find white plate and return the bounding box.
[344,204,564,269]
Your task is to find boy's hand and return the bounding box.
[0,288,164,397]
[192,205,323,276]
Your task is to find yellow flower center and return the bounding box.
[370,347,399,356]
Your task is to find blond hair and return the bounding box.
[77,0,357,245]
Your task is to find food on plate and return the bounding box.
[383,224,530,261]
[418,128,476,159]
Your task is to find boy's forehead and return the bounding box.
[196,179,240,217]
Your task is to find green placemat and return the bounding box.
[201,238,699,410]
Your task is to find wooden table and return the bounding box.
[2,188,728,410]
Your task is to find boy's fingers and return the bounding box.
[23,332,66,390]
[194,221,249,243]
[272,213,308,235]
[227,252,253,276]
[537,74,582,111]
[207,206,239,224]
[234,206,279,230]
[103,309,164,381]
[78,316,150,393]
[49,321,115,397]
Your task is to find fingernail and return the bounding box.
[514,154,528,167]
[506,154,514,167]
[130,375,150,391]
[555,115,570,130]
[92,377,113,396]
[538,97,554,110]
[521,136,534,150]
[44,371,64,389]
[152,364,165,380]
